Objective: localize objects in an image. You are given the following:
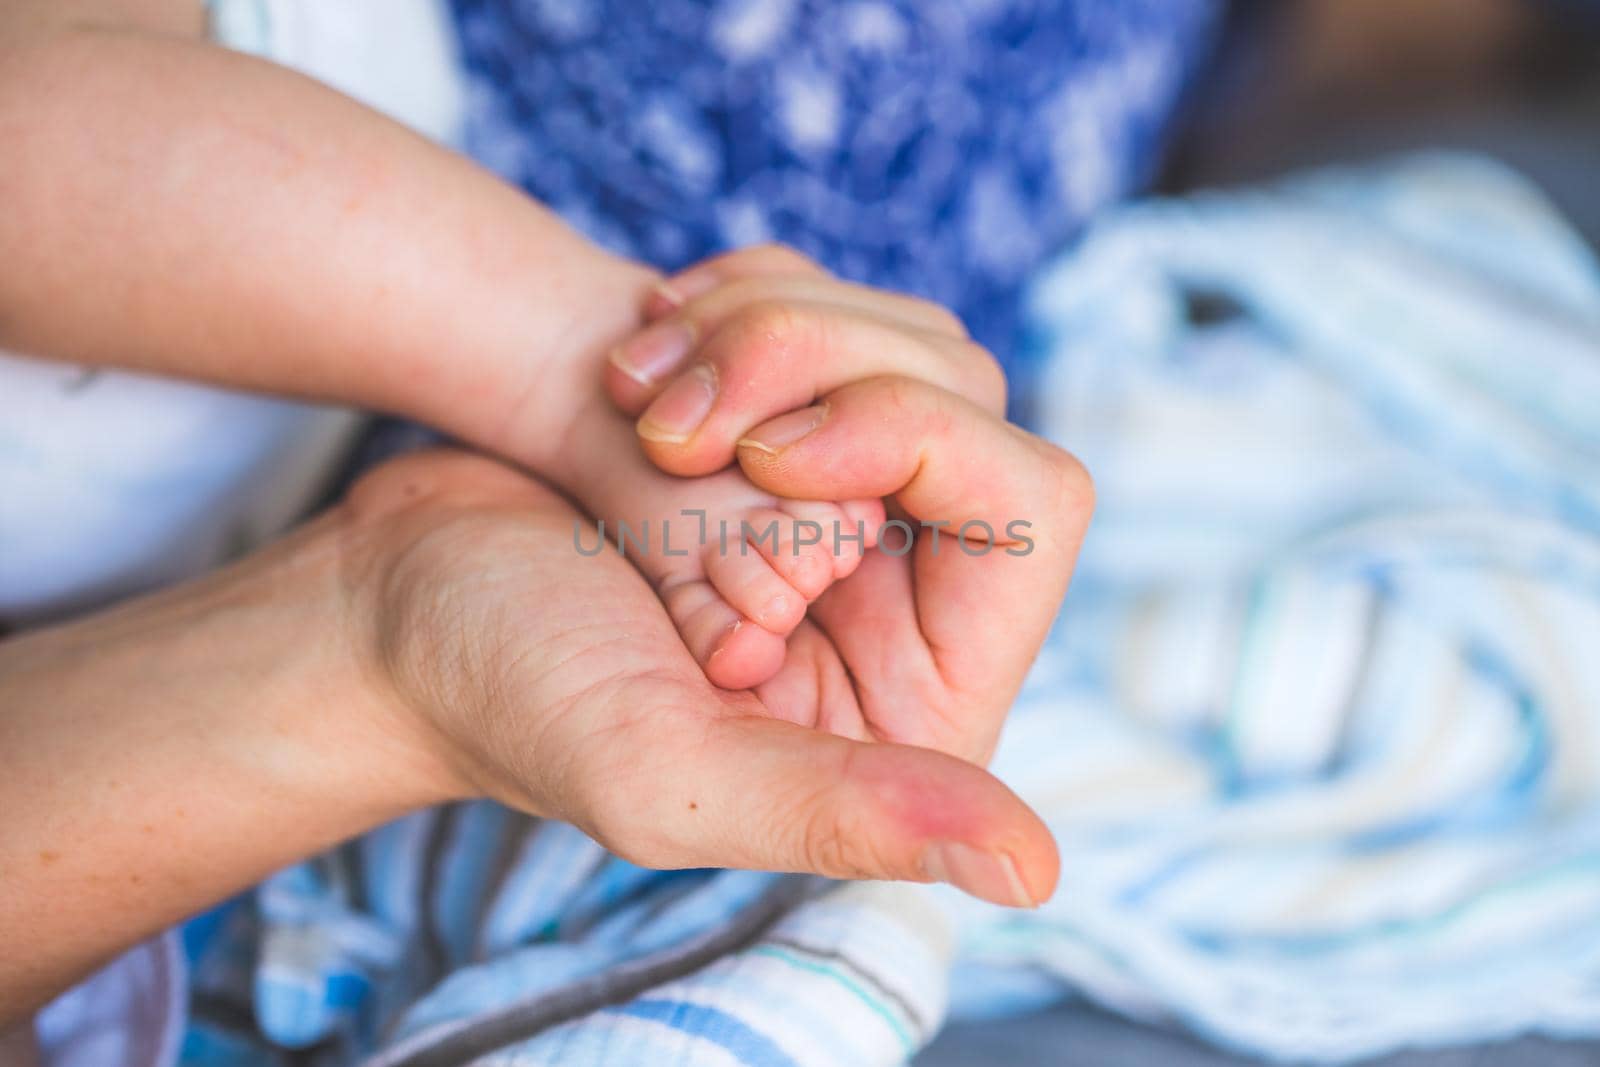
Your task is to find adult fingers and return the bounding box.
[736,377,1094,733]
[642,242,832,319]
[617,272,971,405]
[607,302,1004,477]
[573,702,1059,909]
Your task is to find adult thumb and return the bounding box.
[579,713,1059,909]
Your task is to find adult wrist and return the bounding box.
[0,511,463,1015]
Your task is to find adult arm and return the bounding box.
[0,490,457,1022]
[0,448,1060,1025]
[0,0,654,473]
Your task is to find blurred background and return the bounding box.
[921,1,1600,1063]
[1175,0,1600,240]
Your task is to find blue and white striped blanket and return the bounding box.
[183,815,947,1066]
[180,153,1600,1066]
[948,152,1600,1062]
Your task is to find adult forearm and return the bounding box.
[0,19,655,470]
[0,512,457,1024]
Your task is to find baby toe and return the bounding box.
[774,499,879,583]
[704,540,805,635]
[839,497,886,555]
[741,506,835,601]
[660,577,787,690]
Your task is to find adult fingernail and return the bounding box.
[921,842,1036,909]
[609,319,695,387]
[639,363,719,443]
[738,403,829,454]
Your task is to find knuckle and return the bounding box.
[878,373,917,412]
[798,802,881,880]
[1040,441,1096,520]
[725,299,824,363]
[870,373,934,431]
[715,274,796,314]
[925,302,970,339]
[958,340,1008,414]
[743,242,824,276]
[787,747,904,881]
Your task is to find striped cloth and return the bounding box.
[182,812,950,1066]
[943,152,1600,1061]
[181,153,1600,1066]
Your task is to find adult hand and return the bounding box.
[605,245,1095,766]
[1,448,1057,1023]
[340,451,1061,906]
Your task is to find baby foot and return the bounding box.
[563,407,882,690]
[654,491,885,690]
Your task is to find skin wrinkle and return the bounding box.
[898,553,970,747]
[446,567,644,807]
[817,579,935,743]
[741,376,1079,759]
[2,439,1069,1012]
[681,277,972,367]
[1,0,1099,1004]
[604,267,1017,700]
[575,691,724,864]
[352,497,554,799]
[798,769,882,881]
[819,631,875,743]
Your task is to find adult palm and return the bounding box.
[352,388,1088,907]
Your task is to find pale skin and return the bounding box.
[0,408,1091,1022]
[0,0,929,689]
[0,0,1095,1028]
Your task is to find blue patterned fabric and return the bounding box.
[179,808,951,1067]
[174,153,1600,1067]
[947,153,1600,1061]
[448,0,1221,370]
